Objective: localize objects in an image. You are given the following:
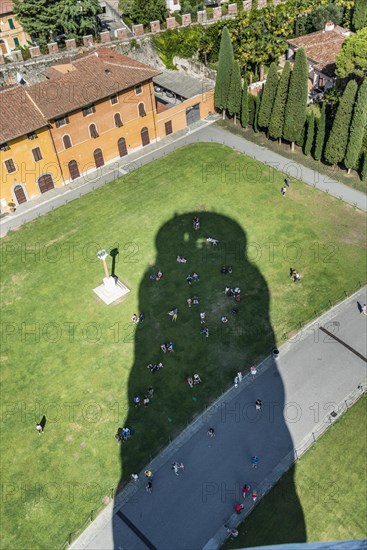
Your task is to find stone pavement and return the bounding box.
[71,287,367,550]
[1,119,366,238]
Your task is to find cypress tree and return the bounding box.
[361,152,367,182]
[283,48,308,151]
[241,78,249,128]
[214,27,234,119]
[257,62,279,132]
[324,80,358,166]
[314,102,326,161]
[295,122,306,149]
[352,0,367,31]
[304,113,315,157]
[253,95,260,132]
[344,80,367,173]
[248,94,255,126]
[269,61,291,143]
[227,61,242,125]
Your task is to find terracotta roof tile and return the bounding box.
[0,0,14,16]
[0,86,47,143]
[28,47,161,120]
[288,27,351,76]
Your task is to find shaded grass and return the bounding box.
[0,143,366,548]
[225,395,367,547]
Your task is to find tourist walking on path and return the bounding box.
[242,484,250,498]
[255,399,262,411]
[251,455,259,468]
[146,481,153,494]
[172,462,185,476]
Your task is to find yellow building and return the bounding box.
[0,0,30,55]
[0,47,215,209]
[0,86,62,207]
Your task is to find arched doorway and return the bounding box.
[68,160,80,180]
[94,148,104,168]
[141,127,150,147]
[38,174,55,194]
[117,137,128,158]
[14,184,27,205]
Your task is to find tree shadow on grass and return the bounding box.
[112,212,306,549]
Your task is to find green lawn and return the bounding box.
[225,395,367,547]
[0,143,366,549]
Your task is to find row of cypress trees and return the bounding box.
[214,27,367,181]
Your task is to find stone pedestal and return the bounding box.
[228,3,238,15]
[116,28,128,40]
[66,39,77,50]
[100,31,111,43]
[182,14,191,26]
[197,10,207,23]
[93,276,130,305]
[10,50,22,62]
[30,46,41,58]
[166,17,177,29]
[83,35,94,47]
[213,7,222,19]
[48,43,59,54]
[243,0,252,11]
[150,20,160,33]
[133,24,144,36]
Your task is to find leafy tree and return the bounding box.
[257,62,279,132]
[227,61,242,124]
[269,61,290,143]
[251,0,258,11]
[314,102,326,161]
[60,0,101,38]
[324,79,358,165]
[283,48,308,151]
[336,28,367,78]
[120,0,167,26]
[12,0,58,46]
[352,0,367,31]
[344,80,367,173]
[304,113,315,156]
[214,27,234,119]
[295,122,306,149]
[241,78,249,128]
[362,152,367,182]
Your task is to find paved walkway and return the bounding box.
[1,119,366,238]
[71,287,367,550]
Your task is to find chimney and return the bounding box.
[324,21,335,32]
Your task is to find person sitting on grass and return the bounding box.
[293,271,301,283]
[177,255,187,263]
[193,216,200,230]
[160,343,167,353]
[193,373,201,384]
[156,271,163,280]
[133,395,141,407]
[143,396,149,407]
[193,272,199,282]
[131,313,138,323]
[193,296,199,305]
[201,326,209,338]
[167,342,174,352]
[137,313,144,324]
[186,376,194,387]
[206,237,219,245]
[147,387,154,399]
[221,316,228,323]
[221,266,233,274]
[186,275,193,285]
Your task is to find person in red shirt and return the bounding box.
[234,503,244,513]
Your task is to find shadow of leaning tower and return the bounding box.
[112,212,306,549]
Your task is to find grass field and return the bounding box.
[225,395,367,547]
[0,143,366,549]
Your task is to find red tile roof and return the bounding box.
[288,26,351,77]
[27,47,161,120]
[0,0,14,16]
[0,86,47,143]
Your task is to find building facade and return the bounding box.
[0,47,214,210]
[0,0,30,55]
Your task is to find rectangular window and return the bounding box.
[110,94,118,105]
[55,116,69,128]
[32,147,42,161]
[135,84,142,95]
[165,121,173,135]
[8,18,15,30]
[5,159,16,173]
[27,132,37,140]
[13,37,20,47]
[83,105,96,117]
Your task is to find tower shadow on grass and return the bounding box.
[112,212,306,549]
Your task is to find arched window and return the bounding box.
[63,135,72,149]
[114,113,123,128]
[14,184,27,204]
[93,148,104,168]
[138,102,146,117]
[117,137,127,157]
[68,160,80,180]
[38,174,55,193]
[141,127,150,147]
[89,124,99,139]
